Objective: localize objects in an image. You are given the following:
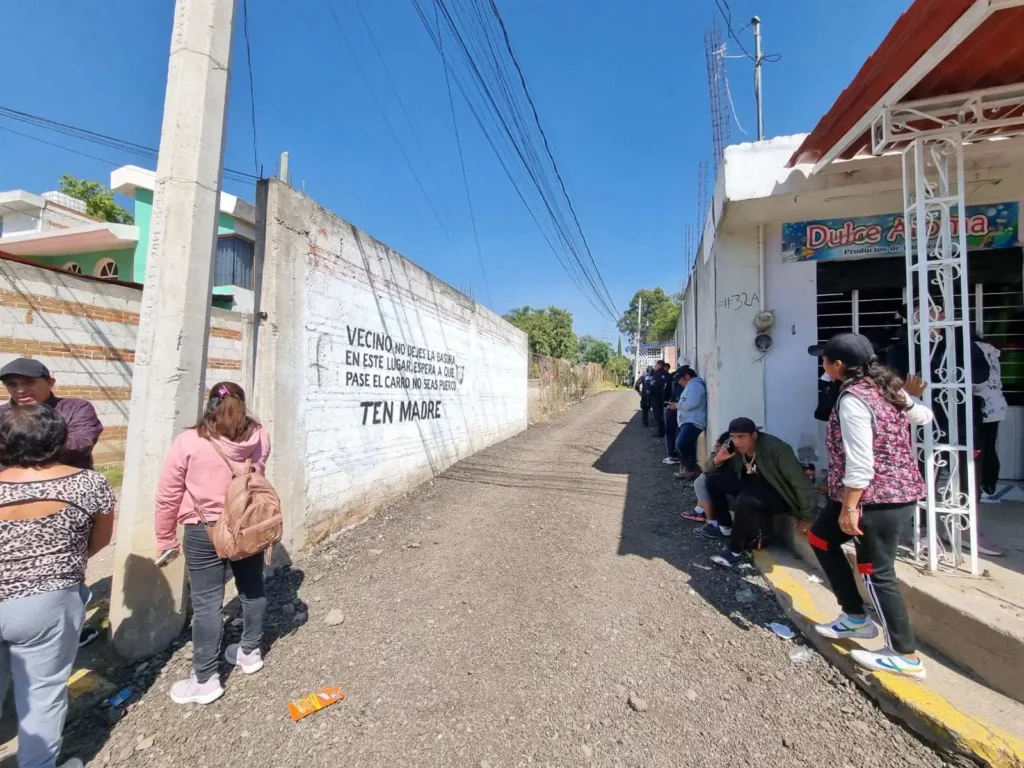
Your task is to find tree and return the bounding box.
[616,337,623,357]
[59,174,134,224]
[504,306,578,360]
[608,355,632,382]
[617,288,681,343]
[577,335,613,366]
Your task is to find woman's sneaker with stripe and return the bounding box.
[850,648,926,680]
[814,613,879,640]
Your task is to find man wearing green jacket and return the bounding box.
[695,417,815,567]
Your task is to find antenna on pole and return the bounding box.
[753,16,764,141]
[704,20,731,173]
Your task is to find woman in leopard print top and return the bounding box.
[0,404,115,768]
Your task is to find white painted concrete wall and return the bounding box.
[255,180,528,547]
[762,223,820,461]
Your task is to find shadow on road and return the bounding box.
[594,410,784,633]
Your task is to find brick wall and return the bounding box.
[0,258,251,465]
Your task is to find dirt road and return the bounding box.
[65,391,946,767]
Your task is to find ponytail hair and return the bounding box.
[194,381,259,441]
[842,358,910,412]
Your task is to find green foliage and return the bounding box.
[504,305,578,360]
[616,337,623,357]
[59,174,134,224]
[608,355,632,382]
[617,288,681,343]
[577,335,614,366]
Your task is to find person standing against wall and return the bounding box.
[154,382,271,705]
[972,333,1007,504]
[673,367,707,480]
[0,358,106,649]
[662,370,682,465]
[807,333,933,679]
[648,361,669,439]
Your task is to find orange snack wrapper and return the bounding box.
[288,686,345,721]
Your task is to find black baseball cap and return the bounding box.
[728,417,759,434]
[807,332,874,367]
[674,366,696,380]
[0,358,51,381]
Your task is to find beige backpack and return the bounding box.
[190,436,283,561]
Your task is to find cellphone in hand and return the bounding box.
[155,547,179,568]
[725,438,736,454]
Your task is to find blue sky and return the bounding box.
[0,0,906,342]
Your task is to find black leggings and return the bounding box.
[809,500,916,655]
[705,471,786,552]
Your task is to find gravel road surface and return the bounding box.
[62,391,950,767]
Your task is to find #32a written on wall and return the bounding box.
[339,325,466,426]
[781,202,1020,263]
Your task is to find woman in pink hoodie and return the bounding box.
[154,381,270,705]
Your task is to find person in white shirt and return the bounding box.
[805,333,933,679]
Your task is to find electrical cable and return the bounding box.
[321,0,461,250]
[436,2,493,310]
[242,0,260,175]
[0,105,259,184]
[412,0,620,323]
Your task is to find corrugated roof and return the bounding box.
[788,0,1024,167]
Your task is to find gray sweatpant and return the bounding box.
[0,586,87,768]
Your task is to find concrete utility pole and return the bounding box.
[752,16,764,141]
[279,150,291,185]
[110,0,236,658]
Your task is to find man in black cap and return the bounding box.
[699,416,816,567]
[0,358,104,470]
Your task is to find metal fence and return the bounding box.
[527,354,617,424]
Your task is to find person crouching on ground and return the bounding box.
[699,418,816,568]
[806,333,932,679]
[682,431,731,524]
[155,382,271,705]
[0,405,115,768]
[672,366,707,480]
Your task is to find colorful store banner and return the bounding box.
[781,202,1020,263]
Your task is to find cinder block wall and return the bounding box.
[255,179,529,547]
[0,259,250,465]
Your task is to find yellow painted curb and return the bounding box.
[752,550,1024,768]
[67,667,112,699]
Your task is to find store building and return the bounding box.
[676,133,1023,477]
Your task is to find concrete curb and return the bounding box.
[752,549,1024,768]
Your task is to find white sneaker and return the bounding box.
[850,648,926,680]
[662,457,680,465]
[814,613,879,640]
[170,674,225,705]
[225,643,264,674]
[980,493,1000,504]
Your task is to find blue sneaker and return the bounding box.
[695,523,727,540]
[851,648,926,680]
[814,613,879,640]
[710,549,744,568]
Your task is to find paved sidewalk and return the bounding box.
[16,391,951,767]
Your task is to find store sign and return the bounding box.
[781,202,1019,263]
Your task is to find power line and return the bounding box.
[320,0,461,250]
[0,105,259,184]
[436,1,493,310]
[410,0,620,323]
[242,0,260,175]
[711,0,782,64]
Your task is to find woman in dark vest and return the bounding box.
[806,333,933,679]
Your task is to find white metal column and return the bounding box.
[901,134,979,575]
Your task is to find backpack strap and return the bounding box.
[203,436,243,476]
